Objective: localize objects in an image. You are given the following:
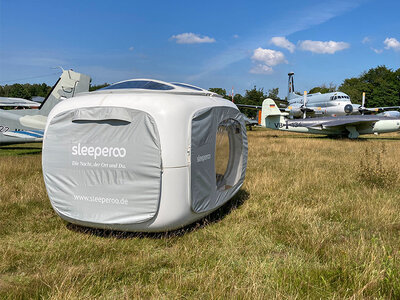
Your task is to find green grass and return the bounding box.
[0,143,42,156]
[1,130,400,299]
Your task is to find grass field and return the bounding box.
[1,130,400,299]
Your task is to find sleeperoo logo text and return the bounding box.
[197,153,211,163]
[72,143,127,160]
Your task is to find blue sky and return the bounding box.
[0,0,399,97]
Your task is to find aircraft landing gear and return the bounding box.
[345,126,359,139]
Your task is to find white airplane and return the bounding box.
[0,70,91,145]
[259,98,400,139]
[239,72,400,118]
[0,97,40,109]
[285,72,400,118]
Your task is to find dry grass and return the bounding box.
[1,131,400,299]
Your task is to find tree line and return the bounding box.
[1,66,398,115]
[0,83,51,99]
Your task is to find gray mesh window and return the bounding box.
[215,119,242,191]
[215,125,230,190]
[102,80,174,90]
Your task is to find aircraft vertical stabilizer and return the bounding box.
[39,70,91,116]
[261,98,286,128]
[287,72,298,101]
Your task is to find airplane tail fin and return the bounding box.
[287,72,298,101]
[261,98,287,128]
[39,70,91,115]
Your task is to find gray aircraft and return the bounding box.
[239,72,400,118]
[285,73,400,118]
[259,99,400,139]
[0,70,90,145]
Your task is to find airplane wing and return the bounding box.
[3,130,44,141]
[236,104,261,109]
[360,106,400,114]
[305,116,381,129]
[237,103,289,113]
[0,97,41,108]
[242,114,258,126]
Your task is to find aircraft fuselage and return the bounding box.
[286,91,359,118]
[268,115,400,137]
[0,109,44,145]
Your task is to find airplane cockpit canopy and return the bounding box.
[98,79,218,96]
[102,80,175,91]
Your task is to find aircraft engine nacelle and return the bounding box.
[285,104,303,117]
[344,104,353,114]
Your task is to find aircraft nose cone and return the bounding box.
[344,104,353,114]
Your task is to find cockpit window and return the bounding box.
[102,80,175,91]
[171,83,204,91]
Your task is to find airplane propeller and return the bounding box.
[359,92,366,115]
[302,91,307,119]
[357,92,376,115]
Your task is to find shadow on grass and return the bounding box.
[261,133,400,141]
[66,189,250,239]
[307,135,400,141]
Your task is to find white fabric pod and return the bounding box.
[42,80,248,232]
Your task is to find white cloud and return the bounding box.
[362,37,370,44]
[270,36,295,53]
[252,48,287,66]
[171,33,216,44]
[298,40,350,54]
[233,34,239,39]
[250,48,287,74]
[249,64,273,74]
[384,37,400,51]
[129,46,134,51]
[371,47,383,54]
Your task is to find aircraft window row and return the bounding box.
[102,80,175,91]
[330,95,350,100]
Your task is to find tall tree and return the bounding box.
[339,65,400,107]
[6,84,31,99]
[236,86,266,118]
[208,88,227,97]
[89,83,110,91]
[309,83,337,94]
[267,87,279,99]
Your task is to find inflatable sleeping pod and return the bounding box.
[42,79,248,232]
